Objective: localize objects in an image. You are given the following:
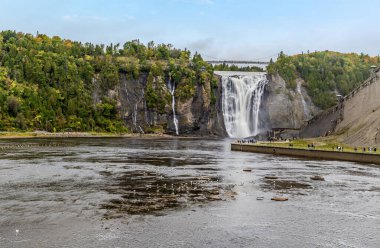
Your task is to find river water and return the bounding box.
[0,138,379,248]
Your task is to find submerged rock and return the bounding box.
[208,195,222,201]
[265,176,278,180]
[310,176,325,181]
[271,196,289,201]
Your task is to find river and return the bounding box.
[0,138,379,247]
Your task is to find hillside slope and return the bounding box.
[335,69,380,146]
[267,51,380,110]
[0,30,223,134]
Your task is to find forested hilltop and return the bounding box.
[0,30,215,132]
[1,30,379,133]
[267,51,380,109]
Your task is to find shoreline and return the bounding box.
[231,143,380,165]
[0,131,222,140]
[0,131,177,140]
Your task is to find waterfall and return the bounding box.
[297,81,310,119]
[219,71,268,138]
[131,88,146,134]
[133,103,138,127]
[168,79,179,135]
[142,88,149,125]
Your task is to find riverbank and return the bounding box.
[0,131,174,140]
[231,142,380,165]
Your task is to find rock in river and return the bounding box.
[310,175,325,181]
[271,196,289,201]
[265,176,278,180]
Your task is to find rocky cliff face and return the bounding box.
[97,72,318,137]
[106,73,226,136]
[261,73,319,130]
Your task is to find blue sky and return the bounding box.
[1,0,379,60]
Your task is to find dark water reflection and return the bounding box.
[0,137,379,247]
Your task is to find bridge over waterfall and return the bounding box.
[206,60,270,65]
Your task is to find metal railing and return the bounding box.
[206,60,270,65]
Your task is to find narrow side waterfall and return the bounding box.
[297,81,310,119]
[133,89,145,134]
[133,103,138,127]
[168,80,179,135]
[219,71,268,138]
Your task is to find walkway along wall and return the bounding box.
[335,68,380,146]
[231,143,380,165]
[299,67,380,140]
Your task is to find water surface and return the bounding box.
[0,138,379,247]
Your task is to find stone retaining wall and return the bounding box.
[231,143,380,165]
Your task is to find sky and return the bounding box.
[1,0,379,60]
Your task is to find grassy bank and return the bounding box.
[256,136,377,154]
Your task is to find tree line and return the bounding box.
[267,51,380,109]
[0,30,215,132]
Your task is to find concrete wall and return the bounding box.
[335,70,380,146]
[231,143,380,165]
[298,69,380,144]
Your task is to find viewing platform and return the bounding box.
[231,142,380,165]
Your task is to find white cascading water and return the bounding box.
[297,81,310,119]
[168,79,179,135]
[133,90,145,134]
[219,71,268,138]
[133,103,138,127]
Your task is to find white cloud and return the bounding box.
[126,15,135,20]
[62,15,77,21]
[62,15,106,22]
[186,37,215,52]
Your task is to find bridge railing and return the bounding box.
[343,67,379,101]
[206,60,270,65]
